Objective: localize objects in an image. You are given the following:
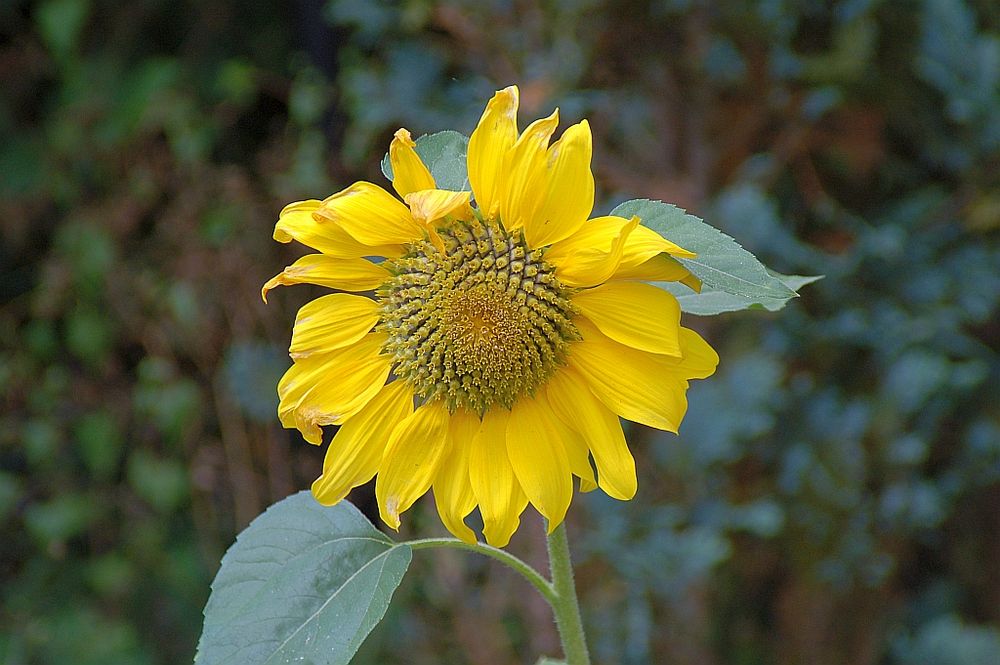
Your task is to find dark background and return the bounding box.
[1,1,999,663]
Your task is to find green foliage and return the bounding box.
[196,493,411,665]
[611,199,814,314]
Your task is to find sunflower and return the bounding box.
[263,86,718,547]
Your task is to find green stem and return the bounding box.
[407,537,556,605]
[546,523,591,665]
[408,525,591,665]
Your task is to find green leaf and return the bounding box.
[36,0,90,62]
[196,492,411,665]
[610,199,797,301]
[381,130,470,191]
[658,271,823,316]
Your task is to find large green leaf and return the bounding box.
[611,199,798,303]
[659,271,824,316]
[381,130,470,191]
[195,492,411,665]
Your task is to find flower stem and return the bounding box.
[408,525,591,665]
[546,522,591,665]
[407,537,556,605]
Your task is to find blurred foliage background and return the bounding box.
[1,0,999,663]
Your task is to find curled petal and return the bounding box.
[389,128,435,198]
[315,182,424,246]
[261,255,389,302]
[274,199,403,258]
[277,333,392,444]
[404,189,474,225]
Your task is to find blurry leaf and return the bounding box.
[65,305,113,364]
[535,659,567,665]
[381,130,470,191]
[612,199,797,304]
[86,553,135,597]
[215,59,257,106]
[200,205,239,246]
[36,0,90,61]
[54,222,116,298]
[0,135,46,196]
[196,492,411,665]
[127,450,188,512]
[24,493,97,544]
[893,615,1000,665]
[167,282,201,330]
[23,319,59,360]
[102,58,180,146]
[75,410,123,479]
[0,471,21,521]
[221,341,286,424]
[134,357,201,443]
[36,608,150,665]
[23,419,60,469]
[289,65,332,126]
[800,17,878,84]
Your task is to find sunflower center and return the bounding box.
[378,218,578,412]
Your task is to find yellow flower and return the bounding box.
[264,86,718,547]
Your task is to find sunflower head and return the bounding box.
[379,216,578,413]
[264,85,718,547]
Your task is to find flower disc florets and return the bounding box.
[379,217,578,413]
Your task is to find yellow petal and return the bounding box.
[548,407,597,492]
[433,407,481,544]
[621,224,696,263]
[680,273,703,292]
[311,381,414,505]
[469,408,527,547]
[376,399,452,530]
[468,85,519,218]
[261,255,389,302]
[525,120,595,248]
[277,332,391,444]
[404,189,474,225]
[610,253,696,286]
[675,326,721,380]
[506,394,573,532]
[550,216,638,288]
[548,216,695,273]
[546,368,637,500]
[289,293,380,359]
[274,199,404,258]
[315,181,424,246]
[567,318,718,433]
[389,128,435,198]
[499,109,559,232]
[572,281,682,356]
